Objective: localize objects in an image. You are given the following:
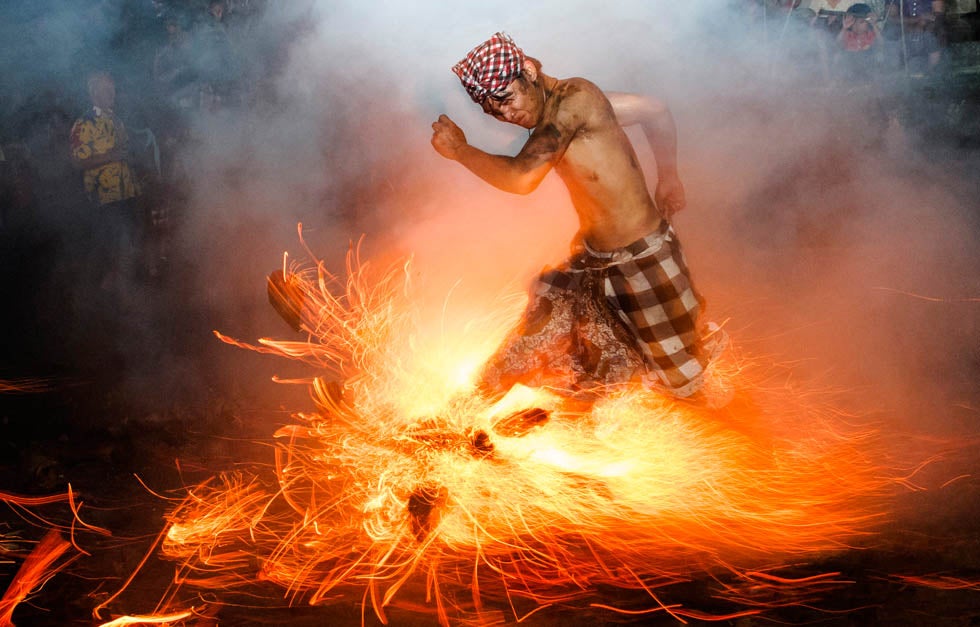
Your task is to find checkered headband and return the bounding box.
[452,32,525,105]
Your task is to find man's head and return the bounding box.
[452,32,547,129]
[164,15,186,41]
[87,72,115,111]
[209,0,225,21]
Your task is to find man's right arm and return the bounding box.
[431,113,572,195]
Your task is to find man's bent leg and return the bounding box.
[477,283,579,400]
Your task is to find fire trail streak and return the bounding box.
[101,240,895,625]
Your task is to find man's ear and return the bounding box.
[522,60,538,83]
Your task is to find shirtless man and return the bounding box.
[431,33,718,400]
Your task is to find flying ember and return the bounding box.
[99,239,893,626]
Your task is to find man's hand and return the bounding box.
[655,172,686,220]
[431,114,467,160]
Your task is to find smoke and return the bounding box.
[242,0,978,434]
[1,0,977,434]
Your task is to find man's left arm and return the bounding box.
[606,92,686,218]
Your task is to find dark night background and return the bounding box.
[1,0,979,624]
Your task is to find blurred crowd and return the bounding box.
[0,0,275,274]
[0,0,289,376]
[741,0,980,81]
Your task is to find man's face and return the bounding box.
[90,77,115,110]
[481,74,542,129]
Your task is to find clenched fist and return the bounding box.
[431,114,467,160]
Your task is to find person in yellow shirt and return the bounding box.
[70,72,140,205]
[69,72,142,293]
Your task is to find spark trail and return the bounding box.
[101,238,895,625]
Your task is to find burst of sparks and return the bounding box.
[0,529,72,626]
[102,237,896,625]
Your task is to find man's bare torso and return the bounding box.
[539,78,662,251]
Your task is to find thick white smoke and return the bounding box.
[187,0,978,433]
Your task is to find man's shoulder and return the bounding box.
[553,77,612,113]
[552,77,615,127]
[556,77,606,101]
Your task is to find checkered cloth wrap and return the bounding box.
[452,32,525,104]
[537,220,711,396]
[487,221,716,397]
[478,220,720,400]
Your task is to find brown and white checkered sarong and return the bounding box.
[480,220,713,398]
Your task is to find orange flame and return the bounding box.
[102,238,896,625]
[0,530,72,626]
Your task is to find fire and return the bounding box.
[0,529,72,626]
[99,237,895,624]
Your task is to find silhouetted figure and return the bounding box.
[836,3,883,80]
[193,0,242,110]
[154,13,196,109]
[809,0,862,80]
[884,0,945,73]
[69,72,142,300]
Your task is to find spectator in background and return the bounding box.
[0,140,35,230]
[22,91,76,221]
[837,3,883,79]
[884,0,945,72]
[947,0,979,41]
[153,13,194,108]
[809,0,860,80]
[69,72,142,293]
[810,0,860,31]
[219,0,250,43]
[194,0,241,110]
